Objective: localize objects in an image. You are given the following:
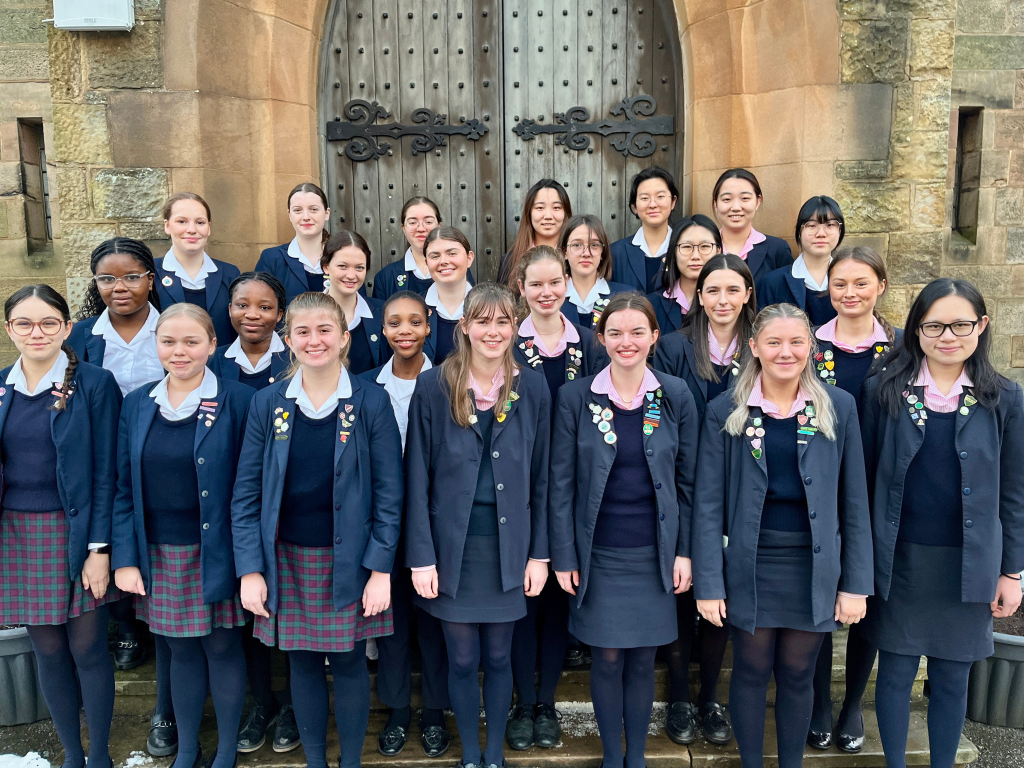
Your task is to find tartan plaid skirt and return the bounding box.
[0,509,119,626]
[254,541,393,652]
[135,543,247,638]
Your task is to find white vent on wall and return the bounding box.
[52,0,135,31]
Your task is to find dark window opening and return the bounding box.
[952,108,981,244]
[17,118,52,252]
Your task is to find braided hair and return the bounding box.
[77,238,161,321]
[4,285,77,411]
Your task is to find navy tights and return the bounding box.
[163,628,246,768]
[442,621,516,767]
[27,606,114,768]
[154,633,173,716]
[511,577,571,707]
[288,643,369,768]
[589,645,658,768]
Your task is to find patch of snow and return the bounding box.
[121,752,154,768]
[0,753,52,768]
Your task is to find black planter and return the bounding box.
[967,632,1024,727]
[0,626,50,725]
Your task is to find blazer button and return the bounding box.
[69,508,78,517]
[960,451,968,459]
[203,523,210,530]
[963,487,971,495]
[809,511,816,519]
[499,517,507,524]
[201,490,209,497]
[965,520,973,528]
[336,470,342,477]
[197,457,205,464]
[655,483,662,490]
[804,477,812,486]
[496,483,504,491]
[646,449,653,456]
[813,545,821,553]
[335,504,342,511]
[492,451,500,459]
[660,514,665,521]
[335,536,342,544]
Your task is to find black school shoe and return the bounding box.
[505,704,535,750]
[377,723,407,756]
[702,703,732,745]
[272,704,300,752]
[665,702,697,745]
[236,703,277,752]
[421,720,450,758]
[533,703,560,747]
[113,629,146,671]
[564,647,586,667]
[834,709,865,753]
[147,712,178,757]
[204,750,235,768]
[806,729,833,750]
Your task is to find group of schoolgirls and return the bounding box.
[0,166,1021,768]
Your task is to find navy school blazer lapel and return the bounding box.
[0,380,12,443]
[282,246,309,287]
[680,337,709,402]
[49,372,82,450]
[132,388,161,470]
[362,314,386,367]
[784,271,808,311]
[954,388,980,441]
[84,333,106,366]
[746,407,768,477]
[588,390,619,461]
[627,244,647,293]
[335,383,365,468]
[423,309,439,361]
[205,268,227,314]
[271,389,295,477]
[156,259,186,305]
[897,384,928,462]
[219,356,241,382]
[488,374,523,444]
[193,382,224,455]
[794,400,818,475]
[561,301,583,327]
[745,242,767,283]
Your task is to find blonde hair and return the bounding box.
[283,292,350,378]
[724,303,837,440]
[442,283,519,428]
[516,244,567,320]
[156,302,216,344]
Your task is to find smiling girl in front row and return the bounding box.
[860,280,1024,768]
[0,286,122,768]
[232,292,403,768]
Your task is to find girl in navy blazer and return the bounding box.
[496,178,571,291]
[358,291,452,759]
[254,183,330,303]
[805,245,901,752]
[406,283,551,768]
[232,291,404,768]
[712,169,793,285]
[860,279,1024,768]
[322,230,389,375]
[559,215,633,329]
[756,196,845,325]
[0,285,122,768]
[646,214,723,334]
[113,304,251,768]
[422,226,476,365]
[610,167,680,294]
[550,293,699,768]
[504,246,604,751]
[157,192,241,345]
[692,302,873,768]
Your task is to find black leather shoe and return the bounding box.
[665,702,697,745]
[564,647,586,667]
[702,702,732,745]
[236,703,276,753]
[806,730,833,750]
[113,630,146,671]
[204,750,234,768]
[533,702,560,747]
[147,712,178,757]
[378,723,407,756]
[272,704,300,752]
[835,711,865,753]
[505,704,535,750]
[421,722,450,758]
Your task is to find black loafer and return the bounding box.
[272,704,299,752]
[533,702,560,747]
[564,648,586,667]
[236,703,276,753]
[421,723,450,758]
[114,630,146,671]
[806,730,833,750]
[147,712,178,757]
[378,723,407,756]
[505,704,535,750]
[702,702,732,745]
[835,711,865,753]
[665,702,697,745]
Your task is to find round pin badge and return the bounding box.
[370,334,378,342]
[745,427,755,436]
[643,423,654,435]
[598,421,611,433]
[604,432,617,444]
[162,276,173,287]
[755,428,765,437]
[601,408,613,421]
[960,406,969,415]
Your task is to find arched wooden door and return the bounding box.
[319,0,682,284]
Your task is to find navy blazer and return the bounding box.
[562,281,636,329]
[692,387,874,633]
[548,373,699,604]
[512,320,607,381]
[350,297,391,374]
[0,362,121,580]
[208,344,291,386]
[756,265,809,314]
[372,257,475,301]
[405,366,551,597]
[231,375,404,612]
[610,238,664,294]
[647,291,687,334]
[860,376,1024,604]
[155,256,240,345]
[111,376,253,603]
[651,331,737,423]
[255,243,371,304]
[742,235,794,286]
[67,316,107,366]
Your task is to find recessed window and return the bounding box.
[952,108,982,244]
[17,118,52,251]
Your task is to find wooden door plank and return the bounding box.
[552,0,579,215]
[625,0,655,194]
[447,0,477,249]
[650,0,678,179]
[601,0,628,242]
[504,0,529,246]
[423,1,452,229]
[527,0,555,185]
[397,0,428,241]
[574,0,604,220]
[474,0,505,276]
[320,0,355,233]
[374,0,405,273]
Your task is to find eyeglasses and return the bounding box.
[918,320,980,338]
[7,318,65,336]
[94,272,151,289]
[677,242,718,256]
[567,242,604,256]
[636,193,672,205]
[404,218,438,230]
[801,220,842,234]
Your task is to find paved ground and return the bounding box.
[963,720,1024,768]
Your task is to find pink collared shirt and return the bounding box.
[708,326,739,366]
[664,282,692,314]
[725,227,767,261]
[470,367,506,412]
[591,365,661,410]
[815,318,890,353]
[746,374,811,419]
[518,313,581,357]
[913,359,973,414]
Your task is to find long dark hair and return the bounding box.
[321,229,372,271]
[873,278,1006,417]
[505,179,572,291]
[681,254,756,383]
[660,214,723,292]
[4,285,77,411]
[77,238,161,321]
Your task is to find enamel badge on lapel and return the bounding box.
[566,346,583,381]
[749,415,764,460]
[592,403,616,444]
[815,350,837,386]
[961,389,977,417]
[905,389,927,427]
[496,399,512,423]
[274,408,290,439]
[797,403,818,443]
[643,390,662,436]
[162,276,173,287]
[874,343,890,360]
[592,297,610,324]
[730,350,741,378]
[397,274,407,287]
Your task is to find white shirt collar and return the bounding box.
[163,248,217,290]
[224,333,286,374]
[347,293,376,330]
[376,353,432,385]
[287,237,323,274]
[92,303,159,344]
[566,277,610,314]
[403,248,430,280]
[791,254,830,292]
[632,226,671,260]
[7,351,70,396]
[425,281,473,320]
[149,366,219,421]
[285,366,353,418]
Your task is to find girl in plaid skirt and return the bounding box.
[232,291,404,768]
[113,303,253,768]
[0,285,123,768]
